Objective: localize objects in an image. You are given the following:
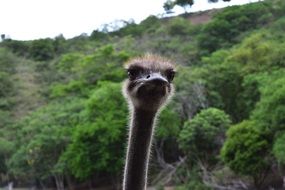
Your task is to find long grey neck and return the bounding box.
[123,107,157,190]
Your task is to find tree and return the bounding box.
[29,38,55,61]
[167,17,192,36]
[173,66,208,120]
[179,108,231,166]
[53,34,66,55]
[78,45,129,85]
[202,61,244,122]
[273,132,285,183]
[63,82,127,180]
[221,120,270,188]
[251,74,285,137]
[164,0,193,13]
[1,34,5,41]
[164,0,231,13]
[0,138,14,182]
[90,30,108,40]
[8,97,84,189]
[176,0,194,12]
[197,2,272,55]
[273,133,285,165]
[163,0,175,13]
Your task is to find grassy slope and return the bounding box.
[11,58,44,120]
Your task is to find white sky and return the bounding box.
[0,0,259,40]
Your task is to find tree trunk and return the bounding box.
[54,174,65,190]
[66,175,75,190]
[8,182,13,190]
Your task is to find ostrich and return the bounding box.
[122,54,176,190]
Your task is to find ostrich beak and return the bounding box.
[145,73,168,86]
[136,73,170,98]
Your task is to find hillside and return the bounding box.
[0,0,285,189]
[185,9,220,24]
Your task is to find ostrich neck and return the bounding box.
[123,107,157,190]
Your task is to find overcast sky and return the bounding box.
[0,0,258,40]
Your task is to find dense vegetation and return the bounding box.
[0,0,285,189]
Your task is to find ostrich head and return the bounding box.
[123,54,176,112]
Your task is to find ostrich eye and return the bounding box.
[127,68,140,80]
[166,70,175,82]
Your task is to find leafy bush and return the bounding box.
[167,17,192,36]
[221,120,270,188]
[251,73,285,136]
[1,40,30,56]
[29,38,55,61]
[8,98,84,180]
[63,82,127,179]
[273,133,285,165]
[179,108,231,165]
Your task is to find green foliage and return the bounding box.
[140,15,161,33]
[1,40,30,56]
[174,166,212,190]
[1,0,285,188]
[0,48,16,74]
[63,82,127,179]
[167,17,192,36]
[0,48,16,128]
[164,0,194,12]
[0,71,13,98]
[156,104,181,138]
[203,62,244,122]
[8,98,84,179]
[200,29,285,122]
[53,34,67,54]
[179,108,231,164]
[51,80,89,98]
[112,16,161,37]
[175,0,194,8]
[172,66,208,119]
[270,0,285,17]
[273,133,285,164]
[29,38,55,61]
[75,45,128,84]
[0,138,14,156]
[177,182,211,190]
[0,48,17,176]
[56,52,83,73]
[8,146,31,178]
[114,22,143,37]
[163,0,231,13]
[0,138,14,175]
[251,73,285,136]
[198,2,273,54]
[221,120,270,186]
[90,30,108,41]
[50,45,130,98]
[228,31,285,71]
[9,126,68,179]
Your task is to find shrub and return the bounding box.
[179,108,231,166]
[221,120,270,188]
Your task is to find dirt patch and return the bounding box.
[186,9,221,25]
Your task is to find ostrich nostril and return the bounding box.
[146,75,150,79]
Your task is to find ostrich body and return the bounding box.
[122,55,175,190]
